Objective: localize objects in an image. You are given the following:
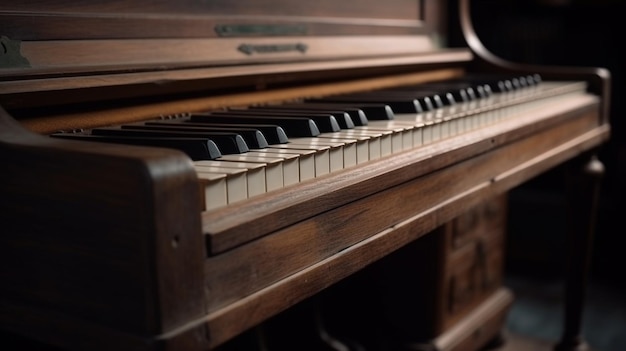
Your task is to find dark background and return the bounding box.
[453,1,626,349]
[461,0,625,289]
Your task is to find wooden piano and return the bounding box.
[0,0,611,350]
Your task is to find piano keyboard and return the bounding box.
[50,74,589,211]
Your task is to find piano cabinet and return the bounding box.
[211,194,511,351]
[0,116,608,351]
[0,0,611,350]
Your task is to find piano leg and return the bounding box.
[555,153,605,351]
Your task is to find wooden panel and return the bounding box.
[448,195,507,251]
[443,220,505,330]
[0,0,423,19]
[0,0,428,40]
[430,288,513,351]
[0,58,470,112]
[0,1,450,99]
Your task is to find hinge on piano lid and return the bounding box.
[0,36,31,68]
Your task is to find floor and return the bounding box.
[491,275,626,351]
[494,176,626,351]
[485,330,553,351]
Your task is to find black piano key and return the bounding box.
[511,77,521,90]
[440,92,456,105]
[297,102,394,120]
[474,84,491,98]
[379,89,449,109]
[528,73,542,85]
[244,107,356,129]
[146,120,289,145]
[310,93,423,114]
[394,90,457,106]
[375,91,433,110]
[416,91,451,107]
[451,75,508,93]
[518,76,529,87]
[421,95,437,109]
[391,82,459,103]
[275,103,369,126]
[50,133,222,160]
[418,82,480,102]
[120,123,269,149]
[462,73,542,93]
[218,109,341,133]
[92,126,249,154]
[189,113,320,137]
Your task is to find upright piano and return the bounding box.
[0,1,611,350]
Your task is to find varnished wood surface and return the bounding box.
[0,1,614,350]
[197,100,609,349]
[2,89,611,349]
[0,0,448,103]
[10,67,467,133]
[0,85,607,351]
[0,0,434,40]
[0,107,207,346]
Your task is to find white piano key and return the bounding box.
[269,142,331,179]
[366,136,381,160]
[438,117,448,139]
[245,150,300,187]
[392,114,426,147]
[284,139,347,176]
[441,105,459,136]
[196,167,247,206]
[431,120,442,142]
[389,127,405,152]
[338,137,370,165]
[359,126,403,154]
[195,172,228,211]
[377,132,392,157]
[422,120,434,144]
[216,155,284,191]
[195,160,267,197]
[466,100,480,130]
[259,147,316,183]
[327,130,379,161]
[314,135,359,169]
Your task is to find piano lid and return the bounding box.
[0,0,472,107]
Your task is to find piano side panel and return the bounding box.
[0,108,207,348]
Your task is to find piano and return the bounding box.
[0,0,611,350]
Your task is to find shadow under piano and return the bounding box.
[0,0,612,351]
